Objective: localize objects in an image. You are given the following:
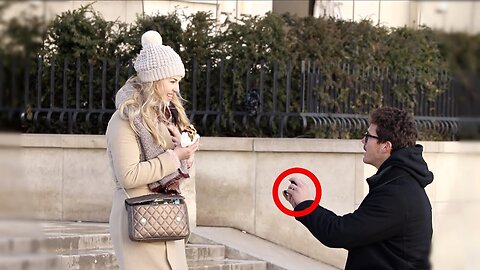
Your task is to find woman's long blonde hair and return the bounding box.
[118,76,190,148]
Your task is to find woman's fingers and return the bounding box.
[172,138,200,161]
[188,140,200,152]
[186,155,194,168]
[167,124,181,142]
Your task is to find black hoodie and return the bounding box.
[295,145,433,270]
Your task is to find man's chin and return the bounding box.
[362,155,369,165]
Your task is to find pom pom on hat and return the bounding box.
[134,30,185,82]
[141,30,163,47]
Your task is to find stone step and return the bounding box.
[58,248,116,270]
[0,234,111,255]
[186,244,225,262]
[98,259,267,270]
[0,236,45,255]
[1,233,226,261]
[1,240,227,263]
[192,227,340,270]
[0,254,60,270]
[46,234,112,253]
[0,247,263,270]
[0,221,268,270]
[188,259,267,270]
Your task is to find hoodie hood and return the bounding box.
[375,144,434,188]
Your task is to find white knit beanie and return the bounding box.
[134,30,185,83]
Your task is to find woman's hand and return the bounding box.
[186,154,195,168]
[173,140,199,161]
[167,124,181,146]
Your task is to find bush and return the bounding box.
[0,3,477,139]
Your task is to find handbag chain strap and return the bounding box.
[121,187,130,199]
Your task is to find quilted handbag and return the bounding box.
[124,193,190,242]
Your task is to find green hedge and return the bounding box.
[0,3,478,138]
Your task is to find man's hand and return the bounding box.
[283,177,314,208]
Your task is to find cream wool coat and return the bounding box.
[106,107,188,270]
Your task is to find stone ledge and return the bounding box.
[15,134,480,154]
[199,137,253,152]
[20,134,106,149]
[254,138,362,153]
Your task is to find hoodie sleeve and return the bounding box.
[295,185,404,250]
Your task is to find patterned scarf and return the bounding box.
[132,107,189,194]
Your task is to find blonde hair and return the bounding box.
[118,76,190,148]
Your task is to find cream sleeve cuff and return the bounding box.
[165,149,181,169]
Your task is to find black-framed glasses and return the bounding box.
[363,131,380,143]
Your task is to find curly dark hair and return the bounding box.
[369,107,417,151]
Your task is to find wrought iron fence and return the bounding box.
[0,56,476,139]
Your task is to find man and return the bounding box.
[284,107,433,270]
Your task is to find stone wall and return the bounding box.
[0,134,197,226]
[195,138,480,270]
[1,134,478,269]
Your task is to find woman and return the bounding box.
[106,30,199,270]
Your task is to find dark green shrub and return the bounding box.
[1,3,477,139]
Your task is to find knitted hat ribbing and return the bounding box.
[134,30,185,83]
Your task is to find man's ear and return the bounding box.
[383,141,393,154]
